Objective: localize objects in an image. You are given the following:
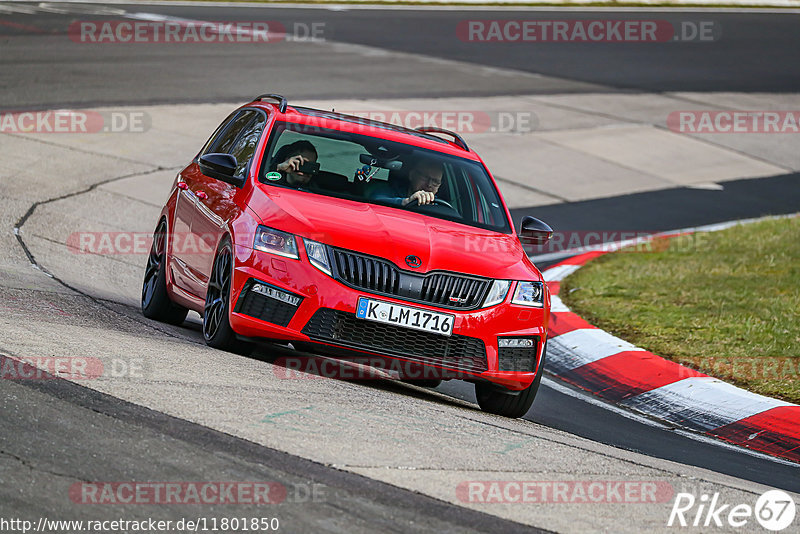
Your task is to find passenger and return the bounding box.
[267,140,319,188]
[370,158,443,207]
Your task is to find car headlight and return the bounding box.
[512,281,544,307]
[303,238,331,276]
[253,225,298,259]
[483,280,511,307]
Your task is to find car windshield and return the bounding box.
[259,121,511,234]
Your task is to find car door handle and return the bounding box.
[176,181,188,190]
[196,191,208,200]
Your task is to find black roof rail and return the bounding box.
[254,93,287,113]
[415,127,469,151]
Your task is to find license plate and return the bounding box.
[356,297,454,336]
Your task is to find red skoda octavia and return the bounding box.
[142,94,553,418]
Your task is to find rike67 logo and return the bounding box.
[668,490,796,531]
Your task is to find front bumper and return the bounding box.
[229,244,548,391]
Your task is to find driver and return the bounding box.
[370,158,443,207]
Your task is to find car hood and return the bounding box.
[249,186,541,281]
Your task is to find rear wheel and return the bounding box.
[475,342,546,418]
[203,239,250,354]
[141,220,188,325]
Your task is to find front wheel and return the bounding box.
[475,342,546,418]
[203,239,251,354]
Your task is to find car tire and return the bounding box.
[203,238,251,354]
[475,341,546,418]
[141,220,189,325]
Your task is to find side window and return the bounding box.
[205,110,258,156]
[199,112,237,156]
[229,113,267,178]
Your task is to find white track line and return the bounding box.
[548,328,644,370]
[542,263,580,282]
[621,377,794,431]
[542,376,800,467]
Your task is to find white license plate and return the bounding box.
[356,297,454,336]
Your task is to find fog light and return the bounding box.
[498,337,535,348]
[252,283,301,307]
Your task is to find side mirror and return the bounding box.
[198,153,245,188]
[519,216,553,246]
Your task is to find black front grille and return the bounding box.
[330,248,489,310]
[234,281,300,327]
[419,273,488,308]
[498,339,539,372]
[332,249,399,295]
[302,308,488,374]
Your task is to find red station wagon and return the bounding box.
[142,94,553,417]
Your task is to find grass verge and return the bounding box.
[561,216,800,404]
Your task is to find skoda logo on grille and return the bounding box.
[405,255,422,269]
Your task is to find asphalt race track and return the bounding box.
[3,5,800,110]
[1,3,799,533]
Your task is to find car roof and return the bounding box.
[244,98,483,162]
